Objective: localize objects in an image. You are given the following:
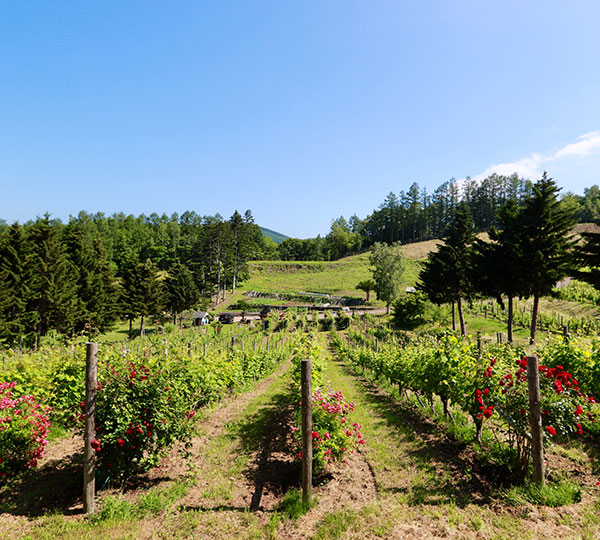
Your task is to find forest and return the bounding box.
[1,172,600,348]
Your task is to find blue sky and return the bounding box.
[1,1,599,238]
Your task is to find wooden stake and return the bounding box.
[84,342,98,514]
[526,355,545,485]
[301,359,313,506]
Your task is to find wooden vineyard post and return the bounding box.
[477,332,482,357]
[84,342,98,514]
[526,355,545,485]
[301,359,313,506]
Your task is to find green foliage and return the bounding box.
[517,174,577,342]
[392,291,427,329]
[369,242,405,312]
[93,354,199,484]
[306,388,364,471]
[290,335,363,471]
[335,311,351,330]
[419,205,475,335]
[165,261,199,319]
[576,224,600,292]
[0,382,50,478]
[355,279,376,302]
[91,331,292,484]
[555,279,600,306]
[47,360,85,427]
[319,312,334,332]
[333,330,600,480]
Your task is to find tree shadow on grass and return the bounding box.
[232,390,300,511]
[0,451,84,516]
[333,359,510,507]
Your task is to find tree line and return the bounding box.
[0,210,272,348]
[278,174,600,261]
[418,173,600,344]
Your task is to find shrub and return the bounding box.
[91,355,201,485]
[301,388,364,471]
[393,292,428,329]
[335,312,351,330]
[0,382,50,479]
[476,356,599,479]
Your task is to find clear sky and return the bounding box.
[1,1,599,238]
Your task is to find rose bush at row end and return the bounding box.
[290,335,365,471]
[473,356,599,479]
[0,381,50,480]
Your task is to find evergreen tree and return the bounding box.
[64,218,119,335]
[576,224,600,291]
[27,215,78,347]
[517,173,576,344]
[165,261,199,324]
[417,250,458,330]
[0,223,37,347]
[121,259,165,336]
[418,205,475,335]
[471,200,528,342]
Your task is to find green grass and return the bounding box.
[312,508,358,539]
[504,479,582,507]
[222,252,422,312]
[90,479,190,523]
[276,488,316,520]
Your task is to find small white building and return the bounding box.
[192,311,211,326]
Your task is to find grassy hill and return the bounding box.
[221,241,432,310]
[259,226,289,245]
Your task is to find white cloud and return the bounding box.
[467,131,600,184]
[553,131,600,160]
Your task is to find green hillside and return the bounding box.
[259,226,289,245]
[220,241,432,310]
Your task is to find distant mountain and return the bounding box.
[259,226,289,245]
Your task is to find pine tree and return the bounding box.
[576,225,600,290]
[166,261,199,325]
[419,205,475,335]
[64,219,119,335]
[27,215,79,347]
[0,223,37,347]
[136,259,166,336]
[471,200,529,342]
[517,173,576,344]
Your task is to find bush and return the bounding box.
[335,312,350,330]
[91,355,201,485]
[393,292,427,329]
[0,382,51,479]
[303,388,364,471]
